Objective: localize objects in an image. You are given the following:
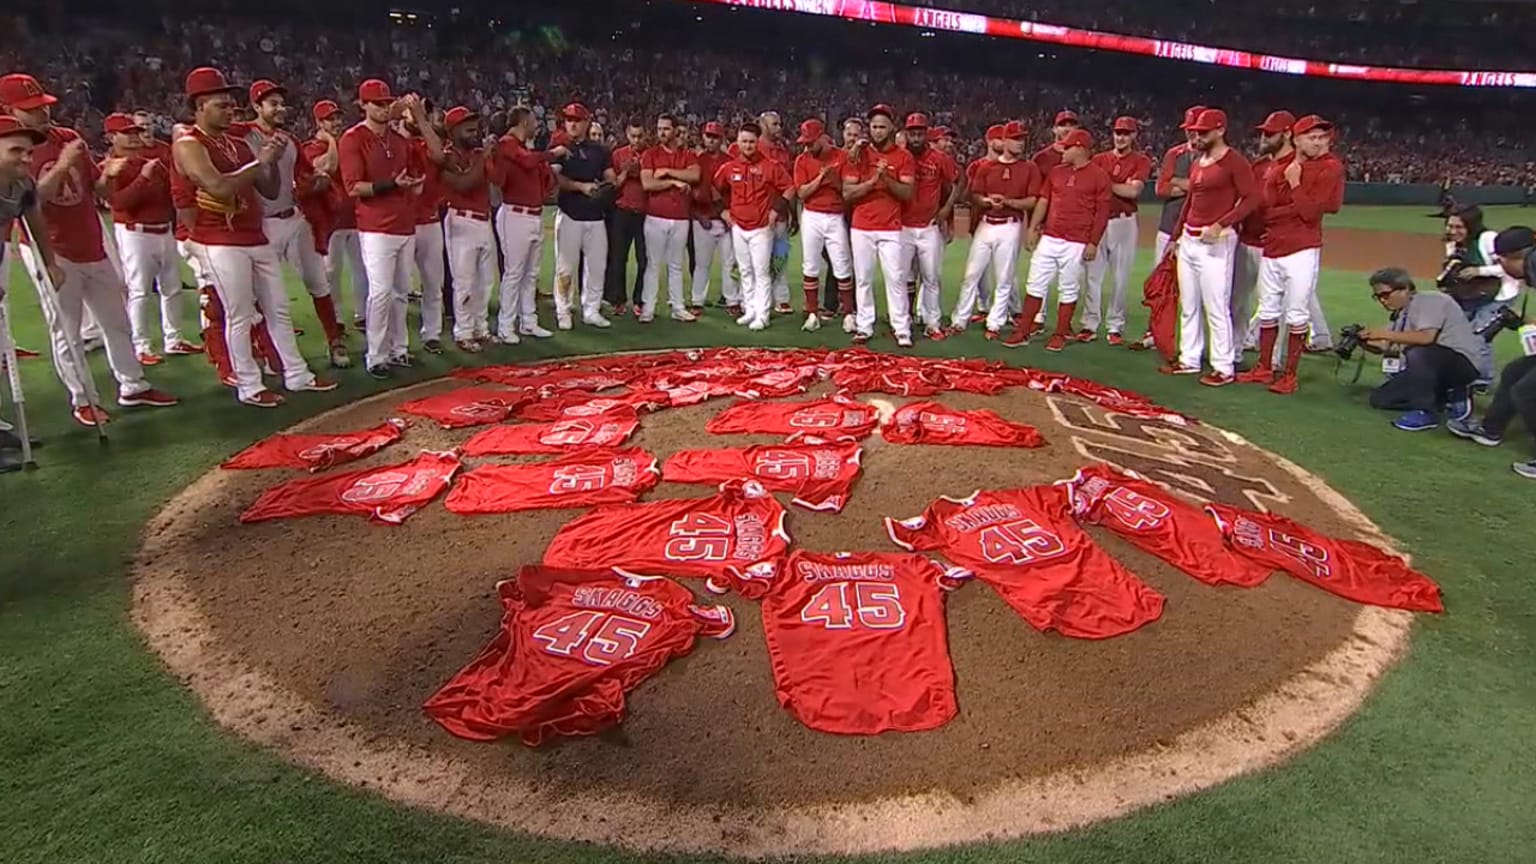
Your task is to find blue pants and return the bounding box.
[1460,297,1511,382]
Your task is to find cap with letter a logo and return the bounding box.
[1053,110,1080,127]
[357,79,394,104]
[312,100,340,122]
[796,119,825,145]
[1183,108,1227,132]
[103,113,143,135]
[444,106,477,128]
[1255,110,1297,134]
[1112,116,1139,133]
[1181,105,1208,128]
[185,67,241,99]
[984,124,1006,141]
[703,121,724,137]
[248,79,285,106]
[0,73,57,111]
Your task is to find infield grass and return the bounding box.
[2,206,1532,864]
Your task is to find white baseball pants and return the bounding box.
[413,220,446,342]
[1232,241,1262,348]
[18,249,150,406]
[1154,229,1174,263]
[800,209,853,282]
[114,225,185,353]
[196,243,317,399]
[953,219,1020,331]
[1083,213,1137,334]
[264,212,330,301]
[1175,230,1239,376]
[1257,247,1322,331]
[495,206,543,338]
[731,224,773,325]
[179,238,211,287]
[554,213,608,321]
[690,218,739,307]
[1024,234,1087,307]
[448,210,496,342]
[901,224,944,330]
[641,215,689,316]
[851,228,911,338]
[359,230,417,368]
[326,228,365,321]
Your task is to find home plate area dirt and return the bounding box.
[133,348,1416,856]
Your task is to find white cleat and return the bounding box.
[736,312,756,327]
[748,319,768,332]
[495,330,521,346]
[671,309,699,323]
[520,324,554,339]
[802,313,821,332]
[556,314,574,331]
[895,332,914,348]
[582,314,612,329]
[842,314,856,334]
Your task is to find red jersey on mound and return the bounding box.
[705,395,880,439]
[462,408,640,456]
[1065,464,1271,587]
[445,448,661,515]
[880,401,1045,448]
[662,440,863,513]
[397,387,530,429]
[762,550,966,735]
[542,480,791,597]
[221,419,406,472]
[832,365,949,397]
[423,567,734,745]
[886,485,1165,639]
[518,389,670,422]
[1206,503,1444,612]
[239,451,460,526]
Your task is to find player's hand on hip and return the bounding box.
[1198,224,1224,244]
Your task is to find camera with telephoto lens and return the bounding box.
[1435,250,1467,290]
[1335,324,1367,360]
[1474,304,1524,342]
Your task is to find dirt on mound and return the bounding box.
[136,376,1374,815]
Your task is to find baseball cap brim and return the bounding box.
[6,93,56,111]
[0,125,47,144]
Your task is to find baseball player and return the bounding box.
[792,118,853,333]
[841,104,917,346]
[963,124,1006,324]
[338,80,429,378]
[1233,110,1293,353]
[1236,114,1345,394]
[436,105,494,351]
[2,73,179,425]
[607,120,648,317]
[1154,105,1205,262]
[1080,116,1153,345]
[490,105,563,344]
[638,113,701,323]
[1004,128,1111,351]
[712,121,792,331]
[98,112,199,364]
[241,80,350,369]
[689,121,738,317]
[1033,110,1079,175]
[951,122,1036,337]
[900,112,960,341]
[550,103,615,330]
[174,67,333,406]
[396,98,449,353]
[754,111,796,315]
[304,101,367,331]
[1166,108,1260,386]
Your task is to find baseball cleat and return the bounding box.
[136,352,163,367]
[774,302,794,315]
[842,314,856,334]
[748,319,767,332]
[984,329,1000,341]
[455,339,483,354]
[1235,367,1275,385]
[671,309,699,323]
[118,388,179,408]
[925,328,947,342]
[495,330,522,346]
[736,312,756,327]
[1199,372,1235,387]
[851,331,871,344]
[688,305,705,316]
[329,343,352,368]
[71,405,111,426]
[165,340,203,355]
[366,365,391,380]
[1045,334,1068,352]
[582,314,612,329]
[1158,364,1201,375]
[802,313,821,332]
[1106,333,1125,347]
[895,333,914,348]
[521,324,555,339]
[14,346,39,358]
[1267,373,1298,395]
[1001,330,1030,348]
[556,314,574,331]
[637,308,656,324]
[292,378,339,393]
[239,390,284,408]
[423,339,445,355]
[1074,329,1096,343]
[726,304,744,319]
[388,353,414,368]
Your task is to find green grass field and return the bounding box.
[2,206,1533,864]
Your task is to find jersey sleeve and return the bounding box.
[337,132,366,192]
[884,508,941,552]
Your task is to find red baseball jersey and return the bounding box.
[831,365,948,397]
[102,154,174,227]
[841,142,917,232]
[517,389,669,422]
[444,448,661,515]
[26,126,107,262]
[1039,161,1112,245]
[1237,154,1273,248]
[1090,149,1154,218]
[1178,148,1259,231]
[969,158,1042,223]
[901,146,958,228]
[761,550,965,735]
[1261,151,1345,258]
[793,148,848,214]
[542,480,791,597]
[692,148,728,220]
[397,387,531,428]
[239,450,460,526]
[880,401,1045,448]
[712,153,793,231]
[338,122,420,235]
[1065,464,1272,587]
[729,365,823,399]
[640,144,698,220]
[462,408,639,456]
[612,144,648,212]
[662,440,863,513]
[705,395,880,439]
[886,486,1165,639]
[221,418,407,472]
[423,566,734,745]
[1206,504,1444,612]
[1032,143,1064,175]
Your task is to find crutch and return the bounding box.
[17,221,110,445]
[0,283,37,469]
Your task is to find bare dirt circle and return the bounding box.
[132,353,1414,857]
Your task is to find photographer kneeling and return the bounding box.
[1358,267,1482,432]
[1441,205,1523,385]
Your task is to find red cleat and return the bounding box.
[1074,329,1095,343]
[15,347,40,359]
[1106,333,1125,347]
[984,329,1000,341]
[1200,372,1235,387]
[1235,367,1275,385]
[1045,334,1068,352]
[1001,329,1030,348]
[72,405,111,427]
[240,390,285,408]
[1159,364,1201,375]
[136,352,163,367]
[118,388,179,408]
[1267,373,1299,394]
[294,378,339,392]
[165,340,203,355]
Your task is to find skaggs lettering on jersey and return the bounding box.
[570,586,665,620]
[941,503,1022,532]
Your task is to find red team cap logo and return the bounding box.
[1255,110,1297,134]
[931,125,951,139]
[0,73,57,111]
[1112,116,1140,133]
[248,79,285,105]
[1291,114,1334,136]
[312,100,340,121]
[1053,110,1080,126]
[185,67,240,99]
[904,112,930,130]
[562,102,591,121]
[866,103,895,120]
[103,113,143,135]
[1060,128,1094,151]
[357,79,394,104]
[796,118,825,144]
[703,120,725,137]
[1183,108,1228,132]
[984,123,1006,141]
[0,115,45,143]
[1002,120,1027,140]
[1181,104,1208,128]
[444,106,477,128]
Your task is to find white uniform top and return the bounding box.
[244,126,298,216]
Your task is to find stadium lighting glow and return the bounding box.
[693,0,1536,88]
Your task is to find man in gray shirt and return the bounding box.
[1361,266,1482,431]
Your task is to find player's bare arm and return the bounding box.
[311,134,339,174]
[403,96,446,164]
[640,166,671,192]
[440,153,488,192]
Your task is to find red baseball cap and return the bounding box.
[867,102,895,120]
[561,102,591,121]
[312,100,341,121]
[357,79,394,104]
[796,118,825,144]
[1183,108,1227,132]
[1112,116,1139,133]
[703,121,725,137]
[931,125,951,139]
[1181,105,1208,128]
[985,123,1006,141]
[0,73,56,111]
[185,67,240,100]
[1292,114,1334,135]
[1002,120,1027,140]
[444,106,477,128]
[249,80,285,105]
[904,112,930,130]
[1053,110,1080,126]
[1255,110,1297,134]
[0,115,46,143]
[1061,128,1094,150]
[103,113,143,135]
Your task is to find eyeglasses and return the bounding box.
[1372,288,1399,302]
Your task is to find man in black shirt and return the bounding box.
[551,102,617,331]
[1451,227,1536,479]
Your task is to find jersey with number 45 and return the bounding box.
[661,440,863,512]
[886,486,1165,639]
[541,479,792,596]
[423,566,734,745]
[762,550,966,734]
[705,395,880,439]
[444,448,660,514]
